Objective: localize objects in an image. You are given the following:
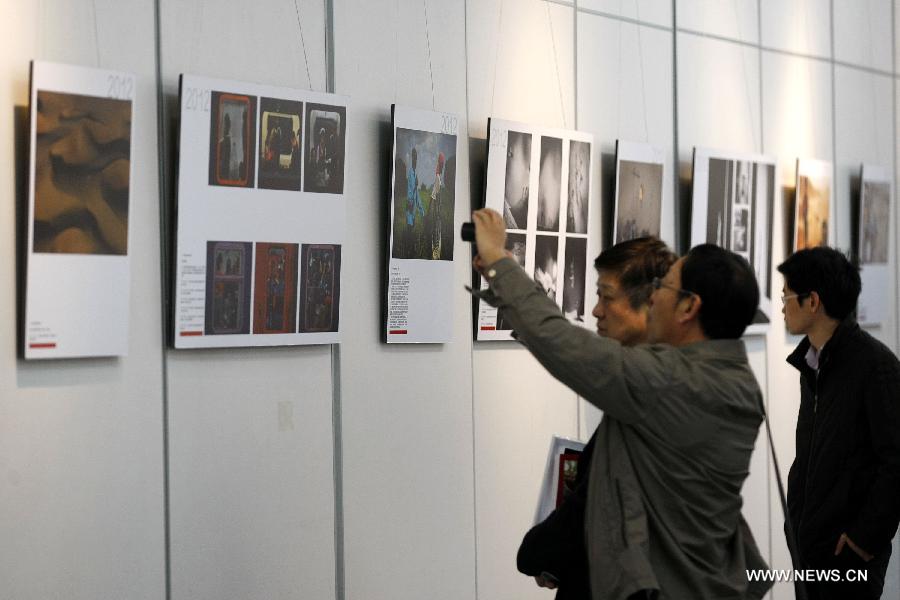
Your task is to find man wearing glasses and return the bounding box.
[470,208,771,600]
[778,247,900,599]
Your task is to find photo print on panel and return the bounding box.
[567,140,590,234]
[304,103,346,194]
[537,136,562,231]
[860,180,890,264]
[258,98,303,191]
[856,164,892,326]
[299,244,341,333]
[793,159,831,251]
[691,148,775,334]
[613,141,666,245]
[253,242,299,334]
[390,127,456,261]
[24,61,136,358]
[476,118,595,341]
[33,91,132,255]
[503,130,531,230]
[208,92,257,188]
[563,237,587,322]
[205,241,253,335]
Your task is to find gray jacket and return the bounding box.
[481,258,772,600]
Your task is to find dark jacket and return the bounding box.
[786,319,900,563]
[483,258,771,600]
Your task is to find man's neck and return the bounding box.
[807,317,841,351]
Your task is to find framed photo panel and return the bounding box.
[23,61,135,359]
[173,74,348,348]
[691,147,776,335]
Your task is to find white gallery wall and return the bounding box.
[0,1,898,600]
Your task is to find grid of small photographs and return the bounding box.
[206,91,346,194]
[174,75,347,348]
[204,241,340,336]
[478,119,594,341]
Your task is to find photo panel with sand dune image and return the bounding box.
[24,61,135,358]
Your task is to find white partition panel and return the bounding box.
[676,0,760,43]
[580,0,673,29]
[0,0,165,598]
[834,0,893,72]
[159,1,336,599]
[333,1,477,599]
[760,0,832,58]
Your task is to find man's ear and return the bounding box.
[679,294,702,324]
[808,291,821,313]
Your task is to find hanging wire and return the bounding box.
[546,2,567,128]
[635,1,649,142]
[91,0,101,66]
[865,2,880,157]
[615,18,622,138]
[293,0,313,89]
[423,0,436,109]
[394,0,400,103]
[733,1,759,151]
[489,0,505,117]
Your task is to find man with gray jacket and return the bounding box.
[471,208,771,600]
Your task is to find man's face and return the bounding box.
[646,257,687,344]
[782,280,813,335]
[591,269,649,346]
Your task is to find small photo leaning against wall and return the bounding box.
[690,147,776,335]
[856,164,892,326]
[385,105,459,343]
[613,141,665,244]
[23,60,135,359]
[173,75,348,348]
[475,118,596,341]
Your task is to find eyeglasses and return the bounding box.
[651,277,697,299]
[781,293,810,304]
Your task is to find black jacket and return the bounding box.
[786,319,900,562]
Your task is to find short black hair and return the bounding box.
[776,247,860,320]
[594,237,676,309]
[681,244,759,339]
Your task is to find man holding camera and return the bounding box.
[470,208,771,600]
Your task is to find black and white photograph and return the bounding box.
[304,102,346,194]
[860,180,889,264]
[562,237,587,322]
[537,136,562,232]
[567,140,590,233]
[477,118,595,342]
[614,160,663,243]
[503,130,531,230]
[692,148,775,334]
[505,233,526,267]
[533,235,559,301]
[258,97,303,191]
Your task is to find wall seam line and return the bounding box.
[152,0,172,597]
